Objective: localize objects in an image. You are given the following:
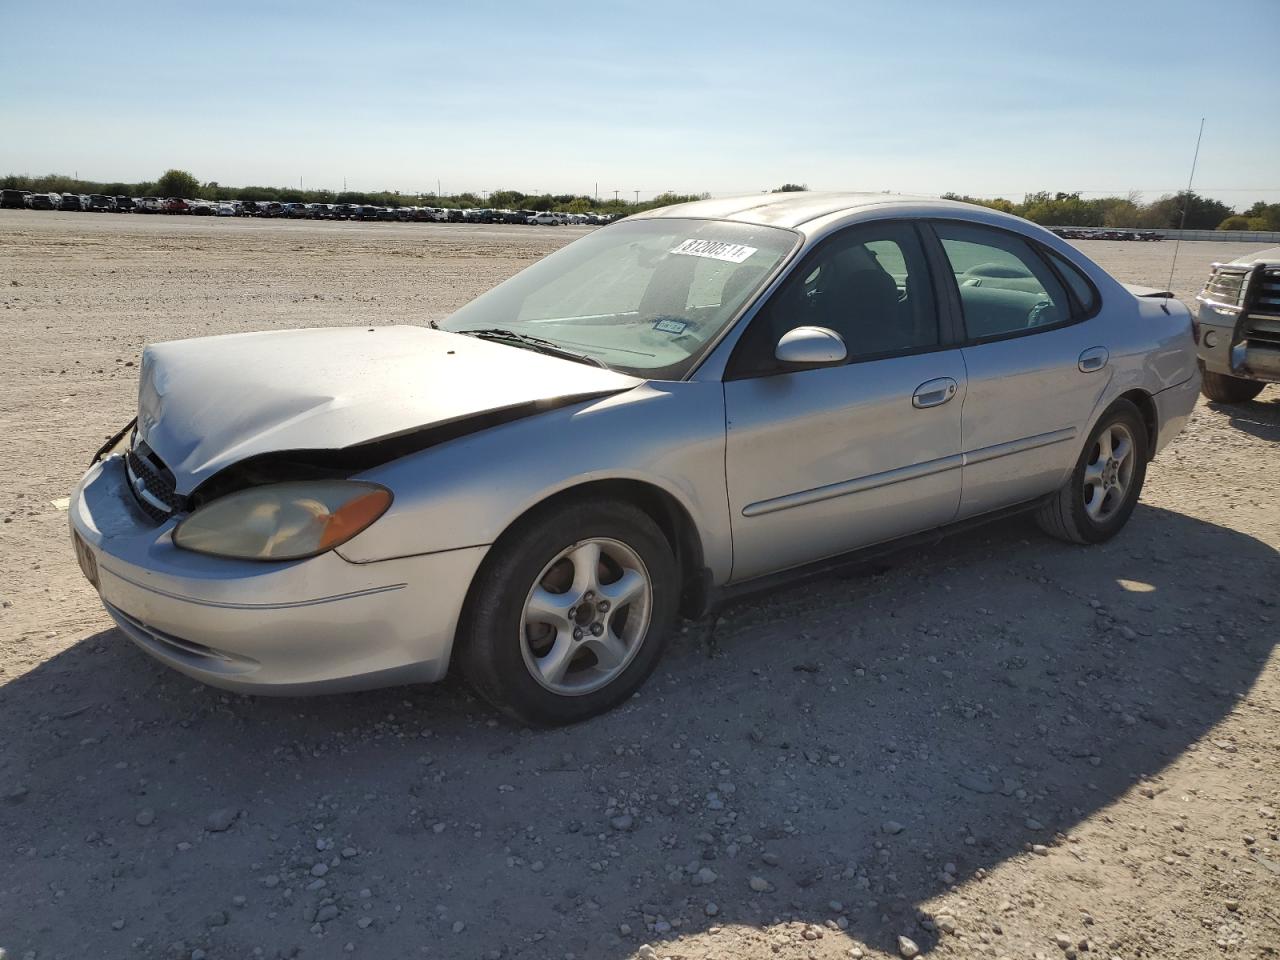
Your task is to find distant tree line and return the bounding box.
[5,171,1276,231]
[941,190,1280,232]
[0,169,708,217]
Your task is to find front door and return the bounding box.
[723,221,966,582]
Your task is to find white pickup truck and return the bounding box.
[1195,247,1280,402]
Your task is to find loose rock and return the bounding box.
[205,808,240,832]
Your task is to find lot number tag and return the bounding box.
[669,238,757,264]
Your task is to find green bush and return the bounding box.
[155,169,200,198]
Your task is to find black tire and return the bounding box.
[456,497,679,726]
[1036,399,1149,545]
[1201,368,1264,404]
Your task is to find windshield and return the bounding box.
[440,217,798,379]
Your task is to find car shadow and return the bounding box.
[1,504,1276,959]
[1207,389,1280,442]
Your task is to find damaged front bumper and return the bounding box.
[69,456,486,694]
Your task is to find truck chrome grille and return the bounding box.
[1244,315,1280,346]
[124,444,185,523]
[1250,268,1280,317]
[1243,269,1280,347]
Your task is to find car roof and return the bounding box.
[629,191,1010,230]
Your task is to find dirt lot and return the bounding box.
[1,211,1277,960]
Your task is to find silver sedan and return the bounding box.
[69,193,1201,724]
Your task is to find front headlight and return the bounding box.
[173,481,392,561]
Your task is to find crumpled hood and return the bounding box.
[136,325,640,495]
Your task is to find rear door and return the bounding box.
[928,221,1109,518]
[723,221,966,581]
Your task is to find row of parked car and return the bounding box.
[1051,227,1163,241]
[0,189,613,225]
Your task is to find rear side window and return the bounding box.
[1042,248,1099,314]
[934,222,1072,341]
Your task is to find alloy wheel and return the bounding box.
[1082,422,1136,522]
[519,538,653,696]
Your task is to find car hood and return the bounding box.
[136,325,641,495]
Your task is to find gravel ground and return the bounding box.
[1,211,1277,960]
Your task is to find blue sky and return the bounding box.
[2,0,1277,208]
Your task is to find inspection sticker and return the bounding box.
[669,238,757,263]
[653,317,689,335]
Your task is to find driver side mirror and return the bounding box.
[774,326,847,369]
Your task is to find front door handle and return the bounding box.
[912,377,958,409]
[1078,346,1109,373]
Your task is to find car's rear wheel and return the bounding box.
[1200,368,1264,404]
[457,498,678,726]
[1036,399,1148,545]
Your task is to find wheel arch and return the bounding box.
[460,478,710,634]
[1115,388,1158,460]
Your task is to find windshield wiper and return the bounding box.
[460,328,608,368]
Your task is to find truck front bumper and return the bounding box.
[1197,304,1280,384]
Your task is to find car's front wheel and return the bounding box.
[1036,399,1148,545]
[457,498,678,725]
[1200,368,1265,404]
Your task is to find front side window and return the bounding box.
[729,221,939,377]
[442,218,798,379]
[934,222,1072,340]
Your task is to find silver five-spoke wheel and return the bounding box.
[520,538,653,696]
[1082,422,1135,522]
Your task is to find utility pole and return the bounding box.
[613,189,619,201]
[634,190,639,203]
[594,181,598,201]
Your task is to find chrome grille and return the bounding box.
[124,445,184,522]
[1242,268,1280,347]
[1244,315,1280,347]
[1250,267,1280,318]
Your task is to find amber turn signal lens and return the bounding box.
[319,488,393,551]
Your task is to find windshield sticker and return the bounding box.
[669,238,758,264]
[653,317,689,335]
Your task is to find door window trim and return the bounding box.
[1036,243,1102,320]
[921,218,1094,347]
[723,219,962,381]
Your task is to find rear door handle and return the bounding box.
[912,377,958,409]
[1078,347,1109,373]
